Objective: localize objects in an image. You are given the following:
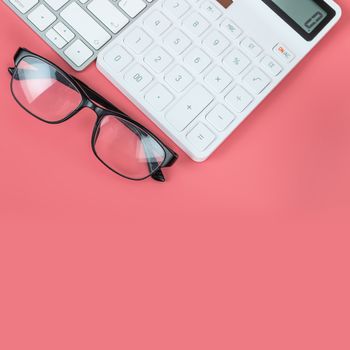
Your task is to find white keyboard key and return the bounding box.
[206,104,235,132]
[240,37,263,57]
[9,0,38,14]
[28,4,56,31]
[124,27,153,54]
[124,64,153,92]
[119,0,146,18]
[46,28,67,48]
[164,65,193,93]
[61,3,111,50]
[64,39,93,66]
[144,46,173,73]
[273,43,295,63]
[183,12,210,37]
[243,67,271,94]
[204,66,232,93]
[200,1,222,21]
[225,85,254,113]
[44,0,68,11]
[221,19,242,40]
[53,22,75,42]
[144,83,174,111]
[203,30,230,56]
[88,0,129,34]
[103,45,133,72]
[184,47,211,74]
[164,29,192,55]
[163,0,190,19]
[144,10,171,36]
[187,123,215,151]
[166,85,213,131]
[223,49,251,75]
[261,56,283,76]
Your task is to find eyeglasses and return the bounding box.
[8,48,178,182]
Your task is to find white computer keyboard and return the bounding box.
[4,0,158,70]
[98,0,341,161]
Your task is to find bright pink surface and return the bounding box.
[1,2,350,349]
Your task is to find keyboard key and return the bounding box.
[184,47,211,74]
[119,0,146,18]
[183,12,210,37]
[166,85,213,131]
[144,10,171,36]
[144,83,174,111]
[164,29,192,55]
[164,65,193,93]
[124,64,153,91]
[28,4,56,31]
[44,0,68,11]
[103,45,133,72]
[243,67,271,94]
[124,27,153,54]
[220,19,242,40]
[240,37,263,57]
[144,46,173,73]
[46,28,67,49]
[187,123,216,151]
[200,1,222,21]
[53,22,75,42]
[64,39,93,67]
[204,66,232,93]
[202,30,230,56]
[61,3,111,50]
[223,49,251,75]
[164,0,191,19]
[9,0,38,14]
[225,85,254,113]
[206,104,235,132]
[261,56,283,76]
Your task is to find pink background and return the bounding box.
[1,1,350,349]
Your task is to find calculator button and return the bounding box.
[144,46,173,73]
[124,27,153,54]
[273,43,295,63]
[164,65,193,93]
[206,104,235,132]
[166,85,213,131]
[220,19,242,40]
[118,0,146,18]
[223,49,251,75]
[28,4,56,31]
[64,40,93,67]
[200,1,222,21]
[225,85,254,113]
[204,66,232,93]
[163,0,191,19]
[144,10,171,36]
[183,12,210,37]
[187,123,216,151]
[124,64,153,91]
[184,47,211,74]
[103,45,133,72]
[202,30,230,57]
[243,67,271,95]
[164,29,192,55]
[261,56,283,76]
[240,37,263,57]
[144,83,174,111]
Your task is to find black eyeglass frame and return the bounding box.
[9,48,178,182]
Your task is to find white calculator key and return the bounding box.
[202,30,230,56]
[240,37,263,57]
[103,45,133,72]
[166,85,213,131]
[119,0,146,18]
[184,47,211,74]
[183,12,210,37]
[187,123,216,152]
[243,67,271,94]
[27,4,56,31]
[204,66,232,93]
[144,83,174,111]
[144,10,171,36]
[64,39,93,67]
[223,49,251,75]
[200,1,222,21]
[164,29,192,55]
[53,22,75,42]
[261,56,283,76]
[44,0,68,11]
[163,0,191,19]
[225,85,254,113]
[9,0,38,13]
[164,65,193,93]
[220,19,242,40]
[46,28,67,48]
[206,104,235,132]
[144,46,173,73]
[124,64,153,92]
[273,43,295,63]
[124,27,153,54]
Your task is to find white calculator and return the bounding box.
[97,0,341,161]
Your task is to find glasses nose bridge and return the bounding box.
[85,99,104,117]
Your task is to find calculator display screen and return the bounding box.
[216,0,233,9]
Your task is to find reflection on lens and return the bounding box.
[11,56,82,122]
[94,115,166,179]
